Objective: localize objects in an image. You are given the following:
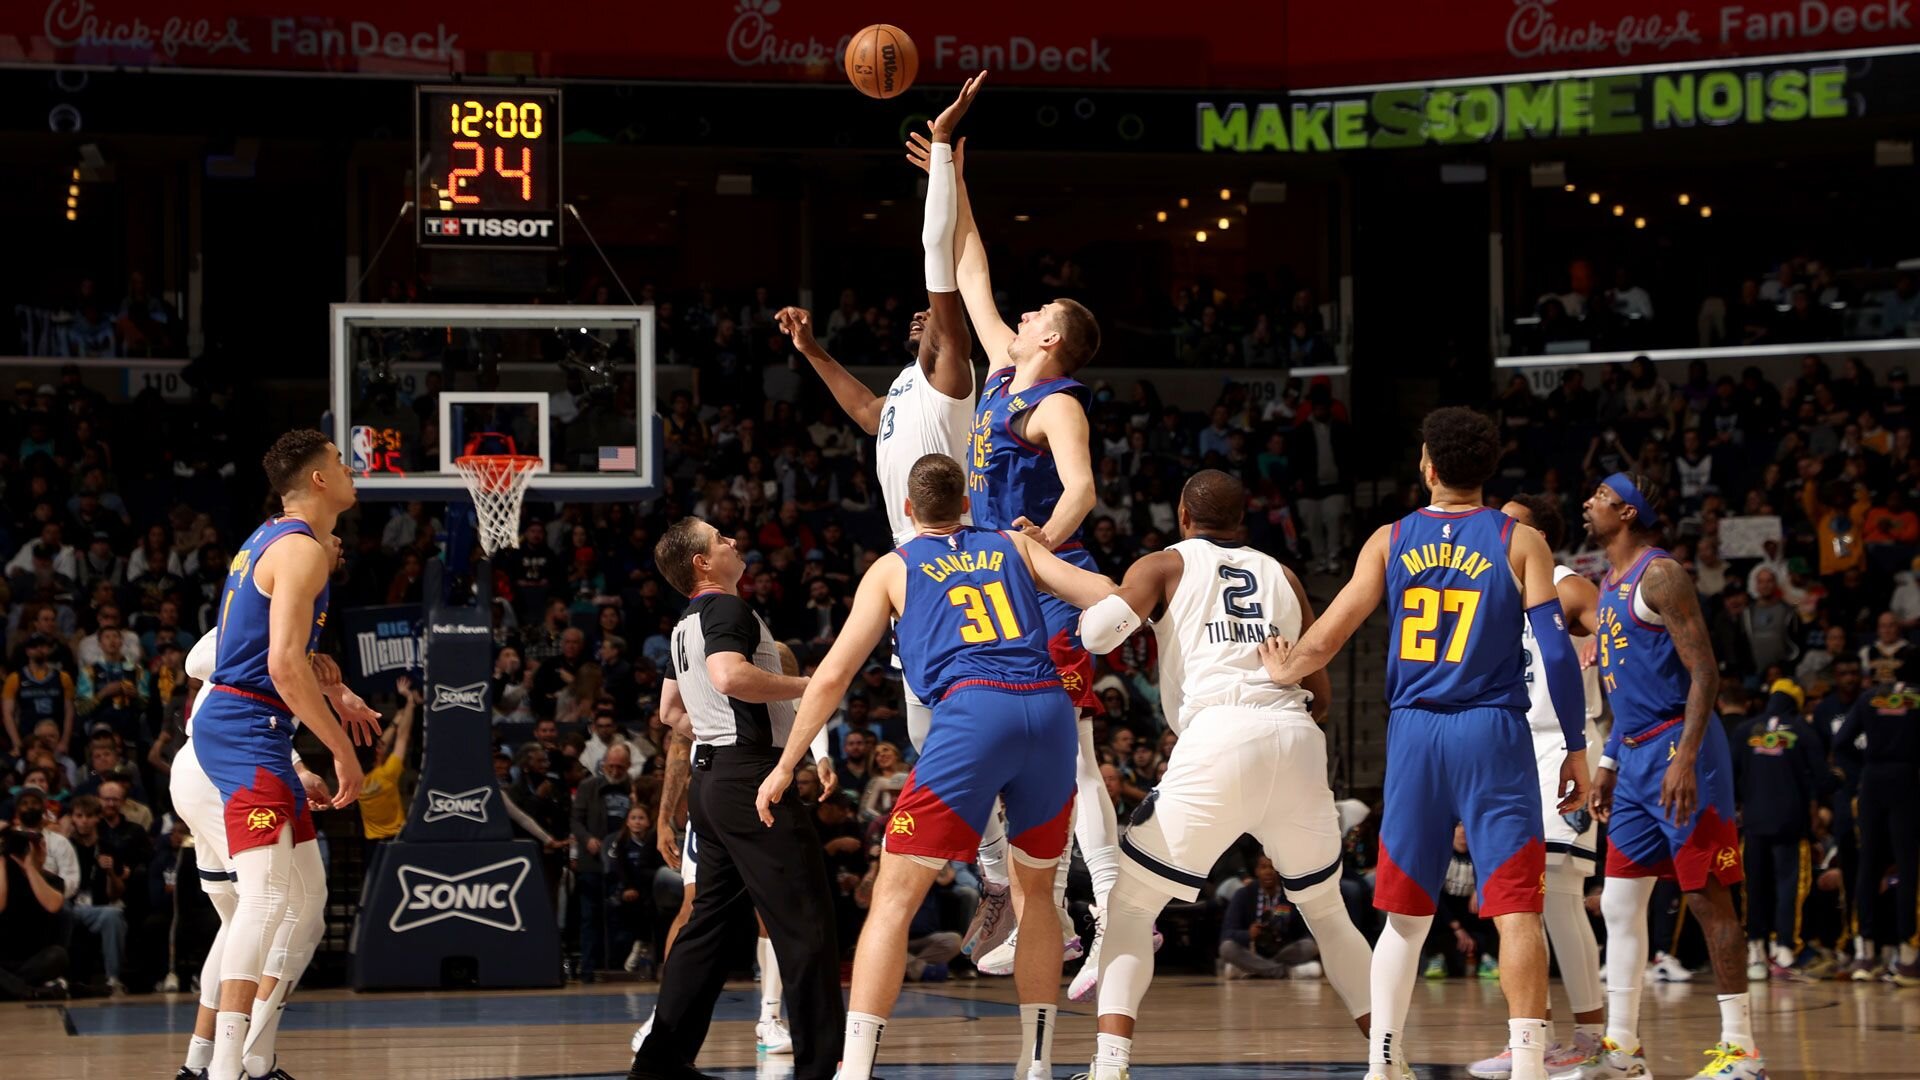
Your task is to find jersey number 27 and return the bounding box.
[1397,587,1482,663]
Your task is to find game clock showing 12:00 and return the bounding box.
[415,86,562,250]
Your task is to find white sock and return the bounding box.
[757,937,783,1023]
[840,1011,886,1080]
[1509,1018,1549,1080]
[1367,911,1430,1069]
[1900,943,1918,966]
[978,801,1011,888]
[1082,842,1120,906]
[1019,1002,1058,1077]
[1600,876,1653,1051]
[185,1035,215,1070]
[1094,1032,1132,1068]
[1770,942,1795,968]
[1746,939,1765,964]
[1605,987,1642,1051]
[242,996,276,1078]
[1717,992,1755,1051]
[210,1011,250,1080]
[1073,721,1121,903]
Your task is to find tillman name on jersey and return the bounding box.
[1397,542,1498,580]
[1203,620,1285,645]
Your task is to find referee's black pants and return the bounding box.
[635,745,844,1080]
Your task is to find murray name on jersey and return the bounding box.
[1396,534,1499,581]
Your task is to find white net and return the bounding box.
[453,454,542,558]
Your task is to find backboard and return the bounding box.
[328,304,656,501]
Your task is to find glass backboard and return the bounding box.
[329,304,655,501]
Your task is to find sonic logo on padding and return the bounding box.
[422,786,494,824]
[390,857,531,933]
[431,682,487,712]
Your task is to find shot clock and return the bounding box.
[415,86,562,250]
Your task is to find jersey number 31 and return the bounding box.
[949,581,1023,643]
[1398,587,1481,663]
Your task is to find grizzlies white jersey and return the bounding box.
[1153,537,1311,734]
[1525,565,1604,742]
[877,358,976,546]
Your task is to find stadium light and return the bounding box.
[1588,192,1601,205]
[1677,193,1691,206]
[1194,230,1208,242]
[1700,206,1713,218]
[1155,210,1167,222]
[1612,204,1625,217]
[1634,217,1646,229]
[1217,217,1230,230]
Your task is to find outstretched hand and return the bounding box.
[929,70,987,142]
[776,306,817,350]
[906,132,965,178]
[1258,635,1297,685]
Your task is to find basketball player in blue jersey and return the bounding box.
[193,429,378,1080]
[1261,408,1590,1080]
[1553,474,1761,1080]
[757,454,1115,1080]
[907,123,1121,982]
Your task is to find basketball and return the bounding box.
[845,24,917,99]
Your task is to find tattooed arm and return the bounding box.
[656,677,694,870]
[1639,556,1721,824]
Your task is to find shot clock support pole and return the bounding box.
[565,203,637,306]
[351,200,414,300]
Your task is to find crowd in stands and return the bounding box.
[5,283,1919,998]
[1521,255,1920,355]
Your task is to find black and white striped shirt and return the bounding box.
[670,592,796,749]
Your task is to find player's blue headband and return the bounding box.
[1602,472,1659,528]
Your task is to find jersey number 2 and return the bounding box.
[1398,587,1481,663]
[1217,566,1264,618]
[949,581,1023,643]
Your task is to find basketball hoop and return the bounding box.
[454,454,541,559]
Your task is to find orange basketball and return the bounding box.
[845,24,917,99]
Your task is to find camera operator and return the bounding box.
[0,823,69,999]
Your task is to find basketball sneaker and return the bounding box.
[1068,1066,1129,1080]
[175,1069,205,1080]
[963,881,1013,958]
[1067,904,1107,1002]
[1890,959,1920,988]
[755,1018,793,1055]
[630,1009,655,1053]
[1688,1042,1767,1078]
[1648,950,1694,982]
[1470,1033,1596,1079]
[1548,1036,1650,1080]
[976,907,1082,976]
[1849,952,1889,982]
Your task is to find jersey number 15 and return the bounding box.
[1397,587,1482,663]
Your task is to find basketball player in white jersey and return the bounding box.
[171,536,379,1080]
[1072,471,1375,1080]
[1463,495,1607,1079]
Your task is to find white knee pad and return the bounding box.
[1072,720,1119,899]
[198,877,239,1010]
[1601,876,1656,990]
[1095,879,1166,1020]
[222,833,295,986]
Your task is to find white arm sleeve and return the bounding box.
[1080,593,1142,655]
[921,141,957,293]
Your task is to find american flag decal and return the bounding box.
[597,445,637,471]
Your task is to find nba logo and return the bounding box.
[1441,523,1452,539]
[349,425,374,473]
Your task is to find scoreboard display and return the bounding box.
[415,86,562,250]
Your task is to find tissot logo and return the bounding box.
[431,682,487,712]
[422,217,556,239]
[422,786,493,824]
[389,857,530,933]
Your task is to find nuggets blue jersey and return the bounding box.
[896,528,1058,701]
[966,369,1091,540]
[1596,548,1689,734]
[1385,507,1528,711]
[212,517,331,697]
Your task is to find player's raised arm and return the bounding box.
[780,306,884,436]
[260,534,363,808]
[1005,527,1114,611]
[1259,524,1393,686]
[1080,549,1182,654]
[656,677,691,869]
[1282,565,1334,725]
[1013,393,1096,550]
[918,73,982,400]
[1639,556,1722,824]
[757,556,902,824]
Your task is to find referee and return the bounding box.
[630,518,844,1080]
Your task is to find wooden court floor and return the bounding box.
[10,973,1918,1078]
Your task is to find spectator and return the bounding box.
[580,706,644,780]
[4,635,75,752]
[1294,387,1354,572]
[7,523,78,583]
[1218,855,1322,979]
[530,628,590,720]
[608,803,671,974]
[77,628,148,751]
[1745,569,1803,676]
[1859,611,1918,684]
[1423,823,1498,979]
[857,741,907,824]
[1797,625,1854,690]
[359,676,419,845]
[572,742,635,976]
[0,826,68,999]
[59,793,130,994]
